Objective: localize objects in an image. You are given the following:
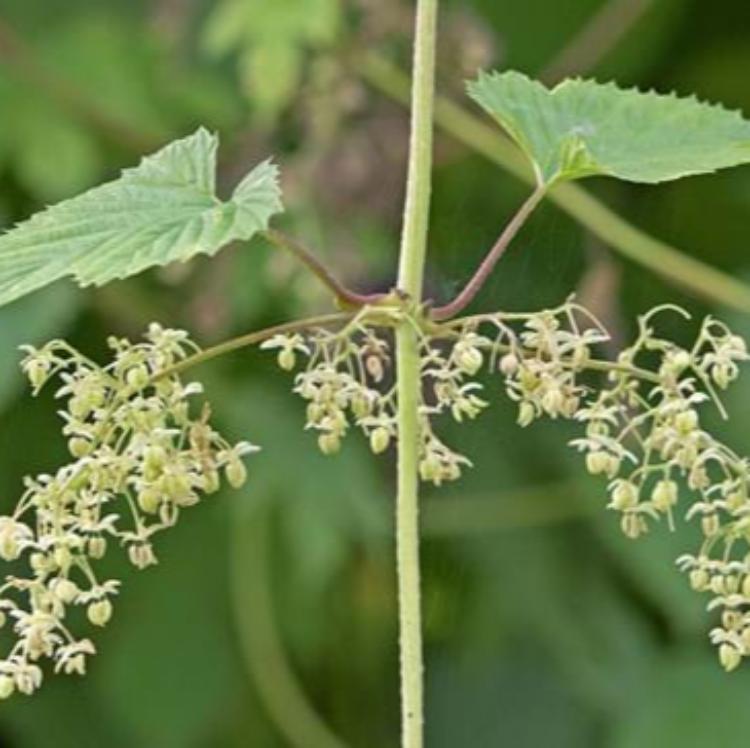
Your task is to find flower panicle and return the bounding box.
[0,324,258,699]
[263,300,750,670]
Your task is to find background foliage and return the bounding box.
[0,1,749,746]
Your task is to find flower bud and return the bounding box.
[457,346,483,376]
[675,410,698,435]
[689,568,709,591]
[676,445,698,470]
[620,513,644,539]
[419,454,442,483]
[611,481,639,511]
[306,402,324,425]
[709,575,726,595]
[67,466,90,492]
[126,364,150,390]
[712,364,734,390]
[129,543,157,569]
[562,396,580,418]
[0,675,14,700]
[605,455,622,479]
[517,402,535,427]
[586,421,609,438]
[225,459,248,489]
[519,368,539,392]
[203,469,221,494]
[69,437,93,458]
[30,552,48,574]
[51,578,79,605]
[572,345,590,368]
[499,353,519,376]
[351,394,372,420]
[688,466,709,491]
[651,480,678,512]
[144,445,167,471]
[53,545,72,570]
[137,487,161,514]
[365,355,384,383]
[88,536,107,560]
[278,349,296,371]
[726,491,746,513]
[0,611,5,628]
[723,610,741,630]
[25,359,49,389]
[68,396,92,420]
[542,387,564,416]
[742,575,750,598]
[0,534,19,562]
[318,433,341,456]
[586,451,609,476]
[719,643,742,672]
[701,513,720,537]
[87,599,113,627]
[163,473,192,501]
[670,350,691,372]
[370,427,391,455]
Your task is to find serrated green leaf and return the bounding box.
[0,128,283,307]
[469,70,750,186]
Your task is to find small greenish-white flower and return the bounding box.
[719,643,742,672]
[87,599,113,627]
[370,427,391,455]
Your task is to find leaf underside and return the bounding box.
[469,70,750,186]
[0,128,283,308]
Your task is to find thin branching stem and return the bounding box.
[431,186,547,320]
[262,229,387,308]
[153,313,352,380]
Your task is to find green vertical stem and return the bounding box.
[395,1,438,747]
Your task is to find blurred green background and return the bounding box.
[0,0,750,746]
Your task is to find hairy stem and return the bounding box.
[540,0,655,83]
[230,506,346,748]
[431,186,547,320]
[262,229,387,308]
[395,1,438,746]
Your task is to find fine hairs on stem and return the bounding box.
[393,0,439,745]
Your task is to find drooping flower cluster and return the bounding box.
[264,299,750,670]
[457,303,750,671]
[0,325,257,699]
[262,311,491,486]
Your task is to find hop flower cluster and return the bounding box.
[262,314,490,486]
[480,303,750,671]
[264,300,750,670]
[0,325,256,699]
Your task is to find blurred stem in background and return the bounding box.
[359,54,750,315]
[540,0,655,83]
[231,506,347,748]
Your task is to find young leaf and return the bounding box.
[0,128,283,307]
[469,71,750,187]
